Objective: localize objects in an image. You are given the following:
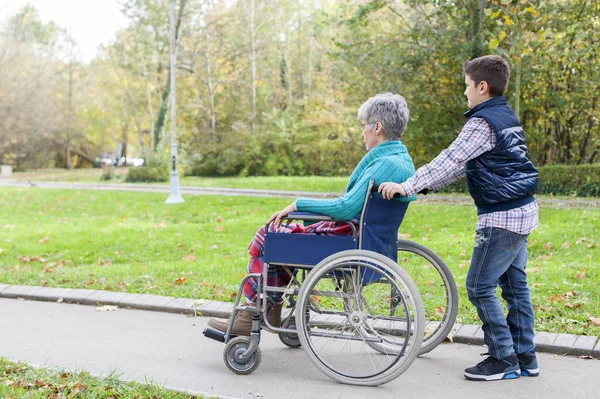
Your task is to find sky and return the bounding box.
[0,0,129,62]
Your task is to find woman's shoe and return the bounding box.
[262,303,283,333]
[207,310,252,336]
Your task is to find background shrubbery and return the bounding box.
[125,156,170,183]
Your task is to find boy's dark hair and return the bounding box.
[464,55,510,97]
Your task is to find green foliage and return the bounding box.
[125,166,168,182]
[0,358,201,398]
[538,164,600,197]
[125,155,169,182]
[100,167,116,181]
[185,110,362,177]
[3,0,599,172]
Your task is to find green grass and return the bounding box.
[13,168,348,193]
[0,187,598,336]
[0,357,203,398]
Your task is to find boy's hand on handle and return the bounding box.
[267,201,297,227]
[378,182,407,200]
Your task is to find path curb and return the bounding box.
[1,283,598,358]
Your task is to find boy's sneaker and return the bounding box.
[518,351,539,377]
[464,353,521,381]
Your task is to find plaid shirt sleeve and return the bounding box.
[401,118,495,196]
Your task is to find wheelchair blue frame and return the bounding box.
[263,180,409,286]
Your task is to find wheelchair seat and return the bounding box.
[263,181,409,267]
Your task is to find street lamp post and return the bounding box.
[165,0,184,204]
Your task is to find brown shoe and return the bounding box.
[207,310,253,336]
[262,303,283,333]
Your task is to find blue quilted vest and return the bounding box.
[464,96,538,215]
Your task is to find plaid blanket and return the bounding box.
[243,220,358,303]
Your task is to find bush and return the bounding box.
[537,164,600,197]
[125,166,169,182]
[100,167,116,181]
[125,156,170,183]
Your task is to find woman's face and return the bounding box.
[361,120,380,151]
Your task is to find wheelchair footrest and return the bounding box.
[203,327,226,343]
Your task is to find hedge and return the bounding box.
[125,166,168,183]
[438,164,600,197]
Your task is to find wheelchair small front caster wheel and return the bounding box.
[223,336,261,375]
[278,317,301,348]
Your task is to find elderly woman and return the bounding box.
[208,92,417,336]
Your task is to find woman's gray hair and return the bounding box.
[357,93,409,140]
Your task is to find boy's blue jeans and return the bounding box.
[466,227,536,360]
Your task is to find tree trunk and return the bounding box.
[153,0,188,151]
[249,0,257,133]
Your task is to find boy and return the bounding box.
[379,55,539,381]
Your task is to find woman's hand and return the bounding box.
[378,182,407,200]
[267,201,297,226]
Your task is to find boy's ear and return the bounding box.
[479,80,490,95]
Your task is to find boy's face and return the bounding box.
[464,75,490,108]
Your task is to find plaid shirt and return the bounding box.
[401,117,538,235]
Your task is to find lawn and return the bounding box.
[0,358,203,398]
[0,187,598,336]
[13,168,349,193]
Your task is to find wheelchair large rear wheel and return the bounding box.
[397,239,458,355]
[295,250,424,386]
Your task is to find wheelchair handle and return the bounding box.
[370,183,401,199]
[371,183,428,197]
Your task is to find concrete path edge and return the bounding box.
[1,283,599,358]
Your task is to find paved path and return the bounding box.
[1,179,599,207]
[1,297,599,399]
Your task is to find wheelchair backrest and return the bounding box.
[358,182,409,263]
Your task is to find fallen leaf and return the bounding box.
[14,380,28,388]
[174,277,188,285]
[398,233,411,239]
[562,241,571,249]
[548,294,563,302]
[576,237,588,245]
[526,267,540,274]
[209,244,218,249]
[38,237,49,244]
[574,268,587,279]
[214,225,224,232]
[435,306,445,317]
[590,317,600,327]
[96,305,118,312]
[543,242,552,251]
[56,297,64,303]
[181,255,196,261]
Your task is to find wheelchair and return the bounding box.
[203,181,457,386]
